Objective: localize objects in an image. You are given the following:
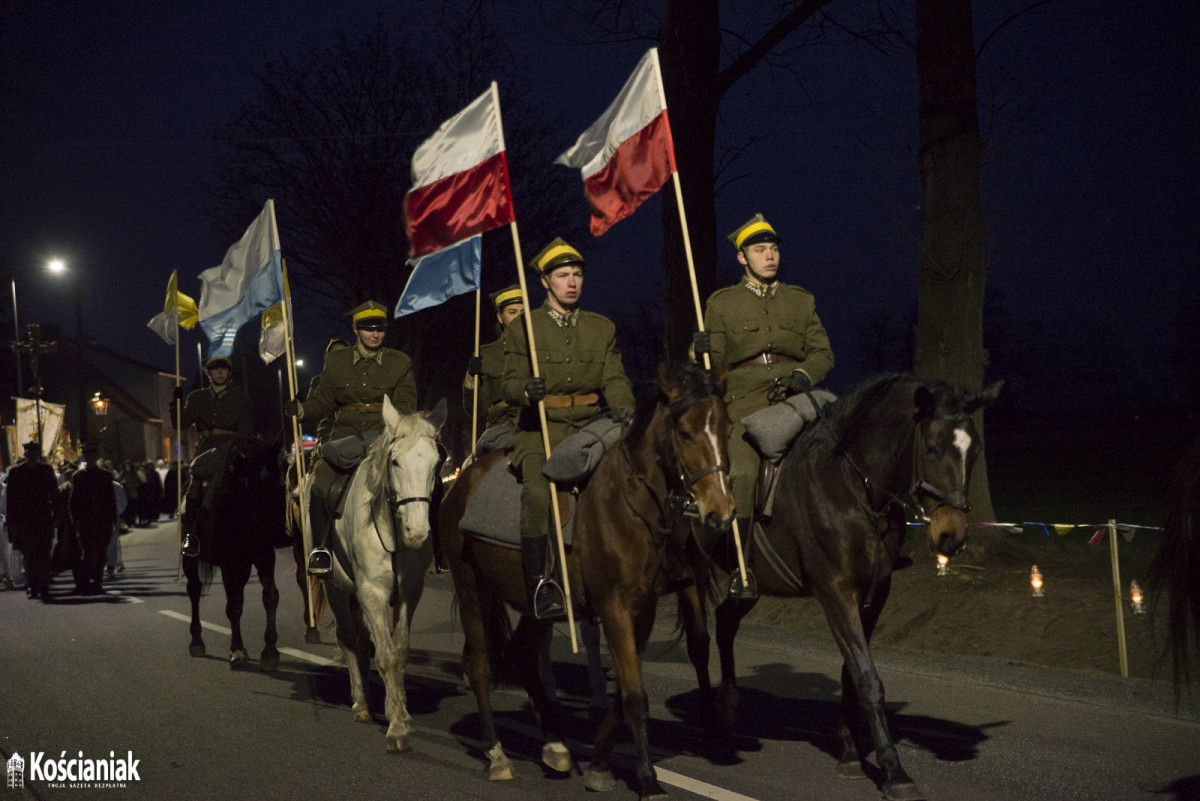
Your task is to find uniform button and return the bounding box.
[565,357,571,363]
[565,338,571,345]
[566,377,573,383]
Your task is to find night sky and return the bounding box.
[2,2,1196,414]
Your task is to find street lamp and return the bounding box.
[10,279,20,395]
[47,258,88,441]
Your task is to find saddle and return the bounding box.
[459,456,576,550]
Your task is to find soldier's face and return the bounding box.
[354,324,386,351]
[739,242,780,283]
[207,366,231,387]
[541,265,583,312]
[496,303,524,327]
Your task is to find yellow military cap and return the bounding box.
[530,237,584,275]
[205,356,233,370]
[349,300,389,329]
[489,284,523,312]
[728,213,781,250]
[324,338,350,356]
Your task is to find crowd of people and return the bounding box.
[0,443,186,600]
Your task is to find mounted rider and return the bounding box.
[172,356,254,557]
[288,300,418,575]
[501,238,634,618]
[463,284,524,437]
[694,214,835,599]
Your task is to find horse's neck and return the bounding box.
[842,410,915,493]
[626,406,674,485]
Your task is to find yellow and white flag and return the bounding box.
[147,270,199,345]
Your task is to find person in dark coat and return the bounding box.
[139,460,163,524]
[5,442,59,601]
[69,442,118,594]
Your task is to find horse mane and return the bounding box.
[362,412,436,489]
[624,361,723,450]
[821,373,980,455]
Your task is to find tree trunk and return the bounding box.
[659,0,721,359]
[913,0,995,522]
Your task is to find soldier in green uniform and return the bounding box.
[288,300,418,574]
[172,356,255,556]
[502,238,635,618]
[694,214,834,598]
[309,338,351,451]
[463,284,524,436]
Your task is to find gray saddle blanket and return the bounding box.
[475,423,514,455]
[543,416,623,483]
[742,389,837,461]
[321,429,381,470]
[459,457,575,550]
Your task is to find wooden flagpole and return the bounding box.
[492,81,578,652]
[174,318,183,582]
[651,50,749,587]
[279,259,315,626]
[470,289,482,449]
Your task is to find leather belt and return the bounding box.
[203,428,238,436]
[542,393,600,409]
[732,352,798,371]
[345,402,384,413]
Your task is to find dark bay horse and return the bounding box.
[700,374,1001,801]
[183,439,288,670]
[439,362,735,795]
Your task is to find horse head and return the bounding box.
[659,361,736,537]
[377,396,446,549]
[912,379,1003,557]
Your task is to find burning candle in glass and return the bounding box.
[936,554,949,576]
[1130,580,1145,614]
[1030,565,1044,597]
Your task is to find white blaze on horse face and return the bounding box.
[953,427,972,488]
[703,406,732,496]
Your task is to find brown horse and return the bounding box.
[700,374,1002,801]
[439,361,735,796]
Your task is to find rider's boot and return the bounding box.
[307,486,333,575]
[727,517,758,601]
[180,504,200,557]
[521,534,565,619]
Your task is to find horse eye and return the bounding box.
[925,445,939,456]
[678,431,693,443]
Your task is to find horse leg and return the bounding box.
[820,584,922,801]
[713,594,756,736]
[676,584,715,734]
[183,556,205,657]
[459,585,513,780]
[223,561,251,665]
[516,616,571,773]
[258,548,280,671]
[356,580,418,752]
[328,588,372,722]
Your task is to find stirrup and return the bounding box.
[307,548,333,575]
[532,578,566,619]
[181,534,199,558]
[727,568,758,601]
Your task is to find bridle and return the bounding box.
[371,435,436,554]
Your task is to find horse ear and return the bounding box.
[382,395,401,430]
[967,380,1004,413]
[425,397,448,432]
[658,362,686,403]
[914,385,937,422]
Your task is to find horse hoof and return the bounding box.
[260,650,280,672]
[189,643,206,658]
[639,780,668,801]
[385,734,412,753]
[883,781,925,801]
[541,742,571,774]
[353,709,372,723]
[304,627,322,644]
[583,768,617,792]
[488,762,514,781]
[836,758,868,780]
[229,648,250,665]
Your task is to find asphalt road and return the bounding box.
[2,520,1197,801]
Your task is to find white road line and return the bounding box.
[157,608,762,801]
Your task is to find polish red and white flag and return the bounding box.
[555,48,677,237]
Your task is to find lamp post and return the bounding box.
[47,258,87,442]
[10,279,20,395]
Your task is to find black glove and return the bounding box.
[466,356,483,377]
[172,387,184,403]
[692,331,711,357]
[525,376,547,403]
[607,406,634,425]
[284,395,303,417]
[783,370,812,396]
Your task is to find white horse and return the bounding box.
[306,395,446,752]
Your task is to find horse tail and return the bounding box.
[1149,432,1200,703]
